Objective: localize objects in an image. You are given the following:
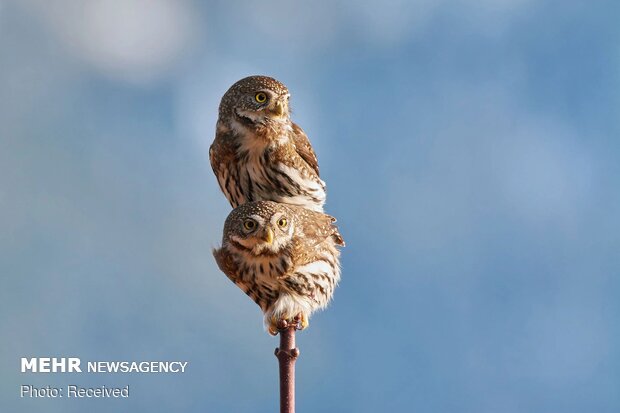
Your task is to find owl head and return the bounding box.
[223,201,295,256]
[218,75,291,125]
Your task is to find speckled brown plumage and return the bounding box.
[209,75,326,212]
[213,201,344,334]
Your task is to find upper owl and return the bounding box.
[210,75,326,212]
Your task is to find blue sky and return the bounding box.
[1,1,619,412]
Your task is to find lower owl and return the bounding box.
[213,201,344,335]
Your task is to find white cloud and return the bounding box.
[19,0,200,85]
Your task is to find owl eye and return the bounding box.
[255,92,267,103]
[243,219,257,231]
[277,218,288,228]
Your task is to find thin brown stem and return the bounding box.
[274,318,300,413]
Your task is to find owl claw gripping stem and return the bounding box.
[269,314,308,336]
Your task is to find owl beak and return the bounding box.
[262,228,274,245]
[270,100,285,118]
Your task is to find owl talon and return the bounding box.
[268,314,309,335]
[268,319,287,336]
[294,313,309,331]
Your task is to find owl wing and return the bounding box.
[209,131,238,203]
[298,209,345,248]
[212,247,240,284]
[291,123,320,177]
[209,132,236,174]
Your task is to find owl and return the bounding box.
[209,75,326,212]
[213,201,344,335]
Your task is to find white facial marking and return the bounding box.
[236,108,265,124]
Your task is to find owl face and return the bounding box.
[219,75,291,125]
[224,201,295,256]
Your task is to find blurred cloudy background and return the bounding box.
[1,0,619,412]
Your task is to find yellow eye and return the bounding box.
[277,218,288,228]
[243,219,256,231]
[255,92,267,103]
